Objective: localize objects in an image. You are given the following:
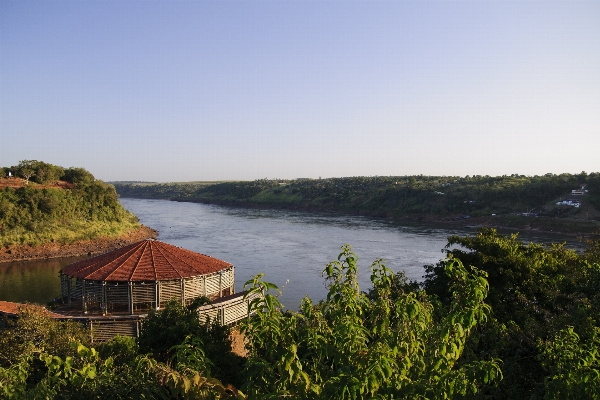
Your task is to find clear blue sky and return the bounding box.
[1,1,599,182]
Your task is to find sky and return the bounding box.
[1,1,599,182]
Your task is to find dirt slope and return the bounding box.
[0,177,74,190]
[0,225,158,263]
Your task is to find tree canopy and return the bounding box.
[0,161,139,247]
[114,173,600,234]
[1,233,599,398]
[423,228,600,398]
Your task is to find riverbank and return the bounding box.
[442,214,600,237]
[114,175,600,237]
[0,225,157,263]
[173,197,600,237]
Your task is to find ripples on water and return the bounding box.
[0,199,584,309]
[117,199,583,309]
[117,200,451,308]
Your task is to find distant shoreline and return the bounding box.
[0,225,158,263]
[113,175,600,238]
[169,197,600,238]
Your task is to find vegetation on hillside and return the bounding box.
[2,231,599,398]
[114,173,600,232]
[113,181,232,200]
[0,161,139,247]
[423,228,600,398]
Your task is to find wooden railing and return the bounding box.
[84,291,259,342]
[87,317,141,343]
[196,291,259,326]
[1,291,260,343]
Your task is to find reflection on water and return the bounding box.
[0,256,89,304]
[0,198,585,309]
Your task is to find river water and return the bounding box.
[0,199,585,309]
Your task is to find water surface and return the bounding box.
[0,199,584,309]
[0,256,89,304]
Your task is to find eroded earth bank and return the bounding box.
[0,225,157,263]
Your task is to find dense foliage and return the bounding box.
[1,245,502,399]
[423,228,600,398]
[114,173,600,233]
[138,298,245,387]
[112,181,229,200]
[1,233,599,398]
[0,304,243,399]
[239,246,501,398]
[0,305,91,368]
[0,161,139,247]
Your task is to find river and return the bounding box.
[0,198,585,309]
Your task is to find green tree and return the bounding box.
[0,304,91,368]
[423,228,600,398]
[539,326,600,399]
[61,167,95,186]
[0,162,140,247]
[15,160,36,185]
[0,340,242,399]
[240,245,501,399]
[138,298,245,386]
[32,161,64,184]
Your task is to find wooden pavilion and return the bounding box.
[48,239,257,342]
[59,239,235,315]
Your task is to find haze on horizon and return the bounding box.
[1,1,599,182]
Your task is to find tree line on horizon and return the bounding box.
[114,172,600,221]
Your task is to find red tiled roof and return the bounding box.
[60,239,232,282]
[0,301,22,316]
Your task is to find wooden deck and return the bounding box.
[195,290,259,326]
[1,291,259,343]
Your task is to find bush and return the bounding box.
[138,298,245,386]
[239,245,501,398]
[0,162,139,247]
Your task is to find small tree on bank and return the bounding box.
[16,160,35,185]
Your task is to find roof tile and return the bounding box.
[61,240,232,282]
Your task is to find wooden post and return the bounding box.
[82,280,87,313]
[128,282,133,315]
[247,297,251,321]
[155,281,159,310]
[67,276,71,307]
[219,271,223,298]
[102,282,107,316]
[180,279,185,306]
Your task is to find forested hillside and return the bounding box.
[115,172,600,233]
[0,160,140,248]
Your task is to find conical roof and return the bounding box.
[61,239,232,282]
